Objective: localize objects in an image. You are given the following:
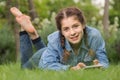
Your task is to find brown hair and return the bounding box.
[55,7,86,62]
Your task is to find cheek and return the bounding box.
[78,29,84,37]
[61,31,69,39]
[77,28,83,34]
[80,30,84,35]
[62,32,67,37]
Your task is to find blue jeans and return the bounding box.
[20,31,46,69]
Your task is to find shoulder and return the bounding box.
[86,26,101,38]
[85,26,105,50]
[47,31,62,51]
[47,31,60,42]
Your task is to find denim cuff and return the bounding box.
[19,31,28,36]
[32,37,41,44]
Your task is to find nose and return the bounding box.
[70,29,75,36]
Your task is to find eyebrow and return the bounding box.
[72,23,80,27]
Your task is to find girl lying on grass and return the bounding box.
[10,7,109,71]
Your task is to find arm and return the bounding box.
[90,30,109,68]
[39,34,70,71]
[39,42,70,71]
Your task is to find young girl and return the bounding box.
[10,7,109,70]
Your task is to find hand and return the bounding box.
[93,59,99,65]
[92,59,103,68]
[70,65,81,70]
[77,62,86,68]
[70,62,86,70]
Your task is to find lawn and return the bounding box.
[0,63,119,80]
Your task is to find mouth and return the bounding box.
[70,35,79,41]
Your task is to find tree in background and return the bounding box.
[28,0,38,20]
[103,0,109,37]
[34,0,99,23]
[109,0,120,28]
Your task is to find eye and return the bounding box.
[73,24,79,28]
[63,27,69,31]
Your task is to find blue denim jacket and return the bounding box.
[39,26,109,70]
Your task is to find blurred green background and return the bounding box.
[0,0,120,65]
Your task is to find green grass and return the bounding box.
[0,63,120,80]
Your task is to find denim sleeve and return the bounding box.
[39,42,70,71]
[90,31,109,68]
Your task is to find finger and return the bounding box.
[70,66,80,70]
[93,59,99,65]
[76,65,81,70]
[77,63,86,68]
[10,7,23,17]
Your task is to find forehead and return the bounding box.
[61,16,80,27]
[63,15,78,21]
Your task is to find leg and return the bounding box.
[20,31,33,66]
[32,37,46,50]
[22,47,46,69]
[20,32,46,69]
[10,7,46,69]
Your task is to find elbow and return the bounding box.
[100,62,109,68]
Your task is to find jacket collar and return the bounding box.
[65,36,88,52]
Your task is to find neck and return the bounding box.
[70,42,81,55]
[71,43,80,50]
[71,43,80,51]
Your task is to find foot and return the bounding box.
[10,7,23,17]
[15,14,35,33]
[10,7,39,39]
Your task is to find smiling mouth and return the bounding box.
[70,35,79,41]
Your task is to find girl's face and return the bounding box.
[61,16,85,45]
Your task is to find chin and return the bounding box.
[70,40,80,45]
